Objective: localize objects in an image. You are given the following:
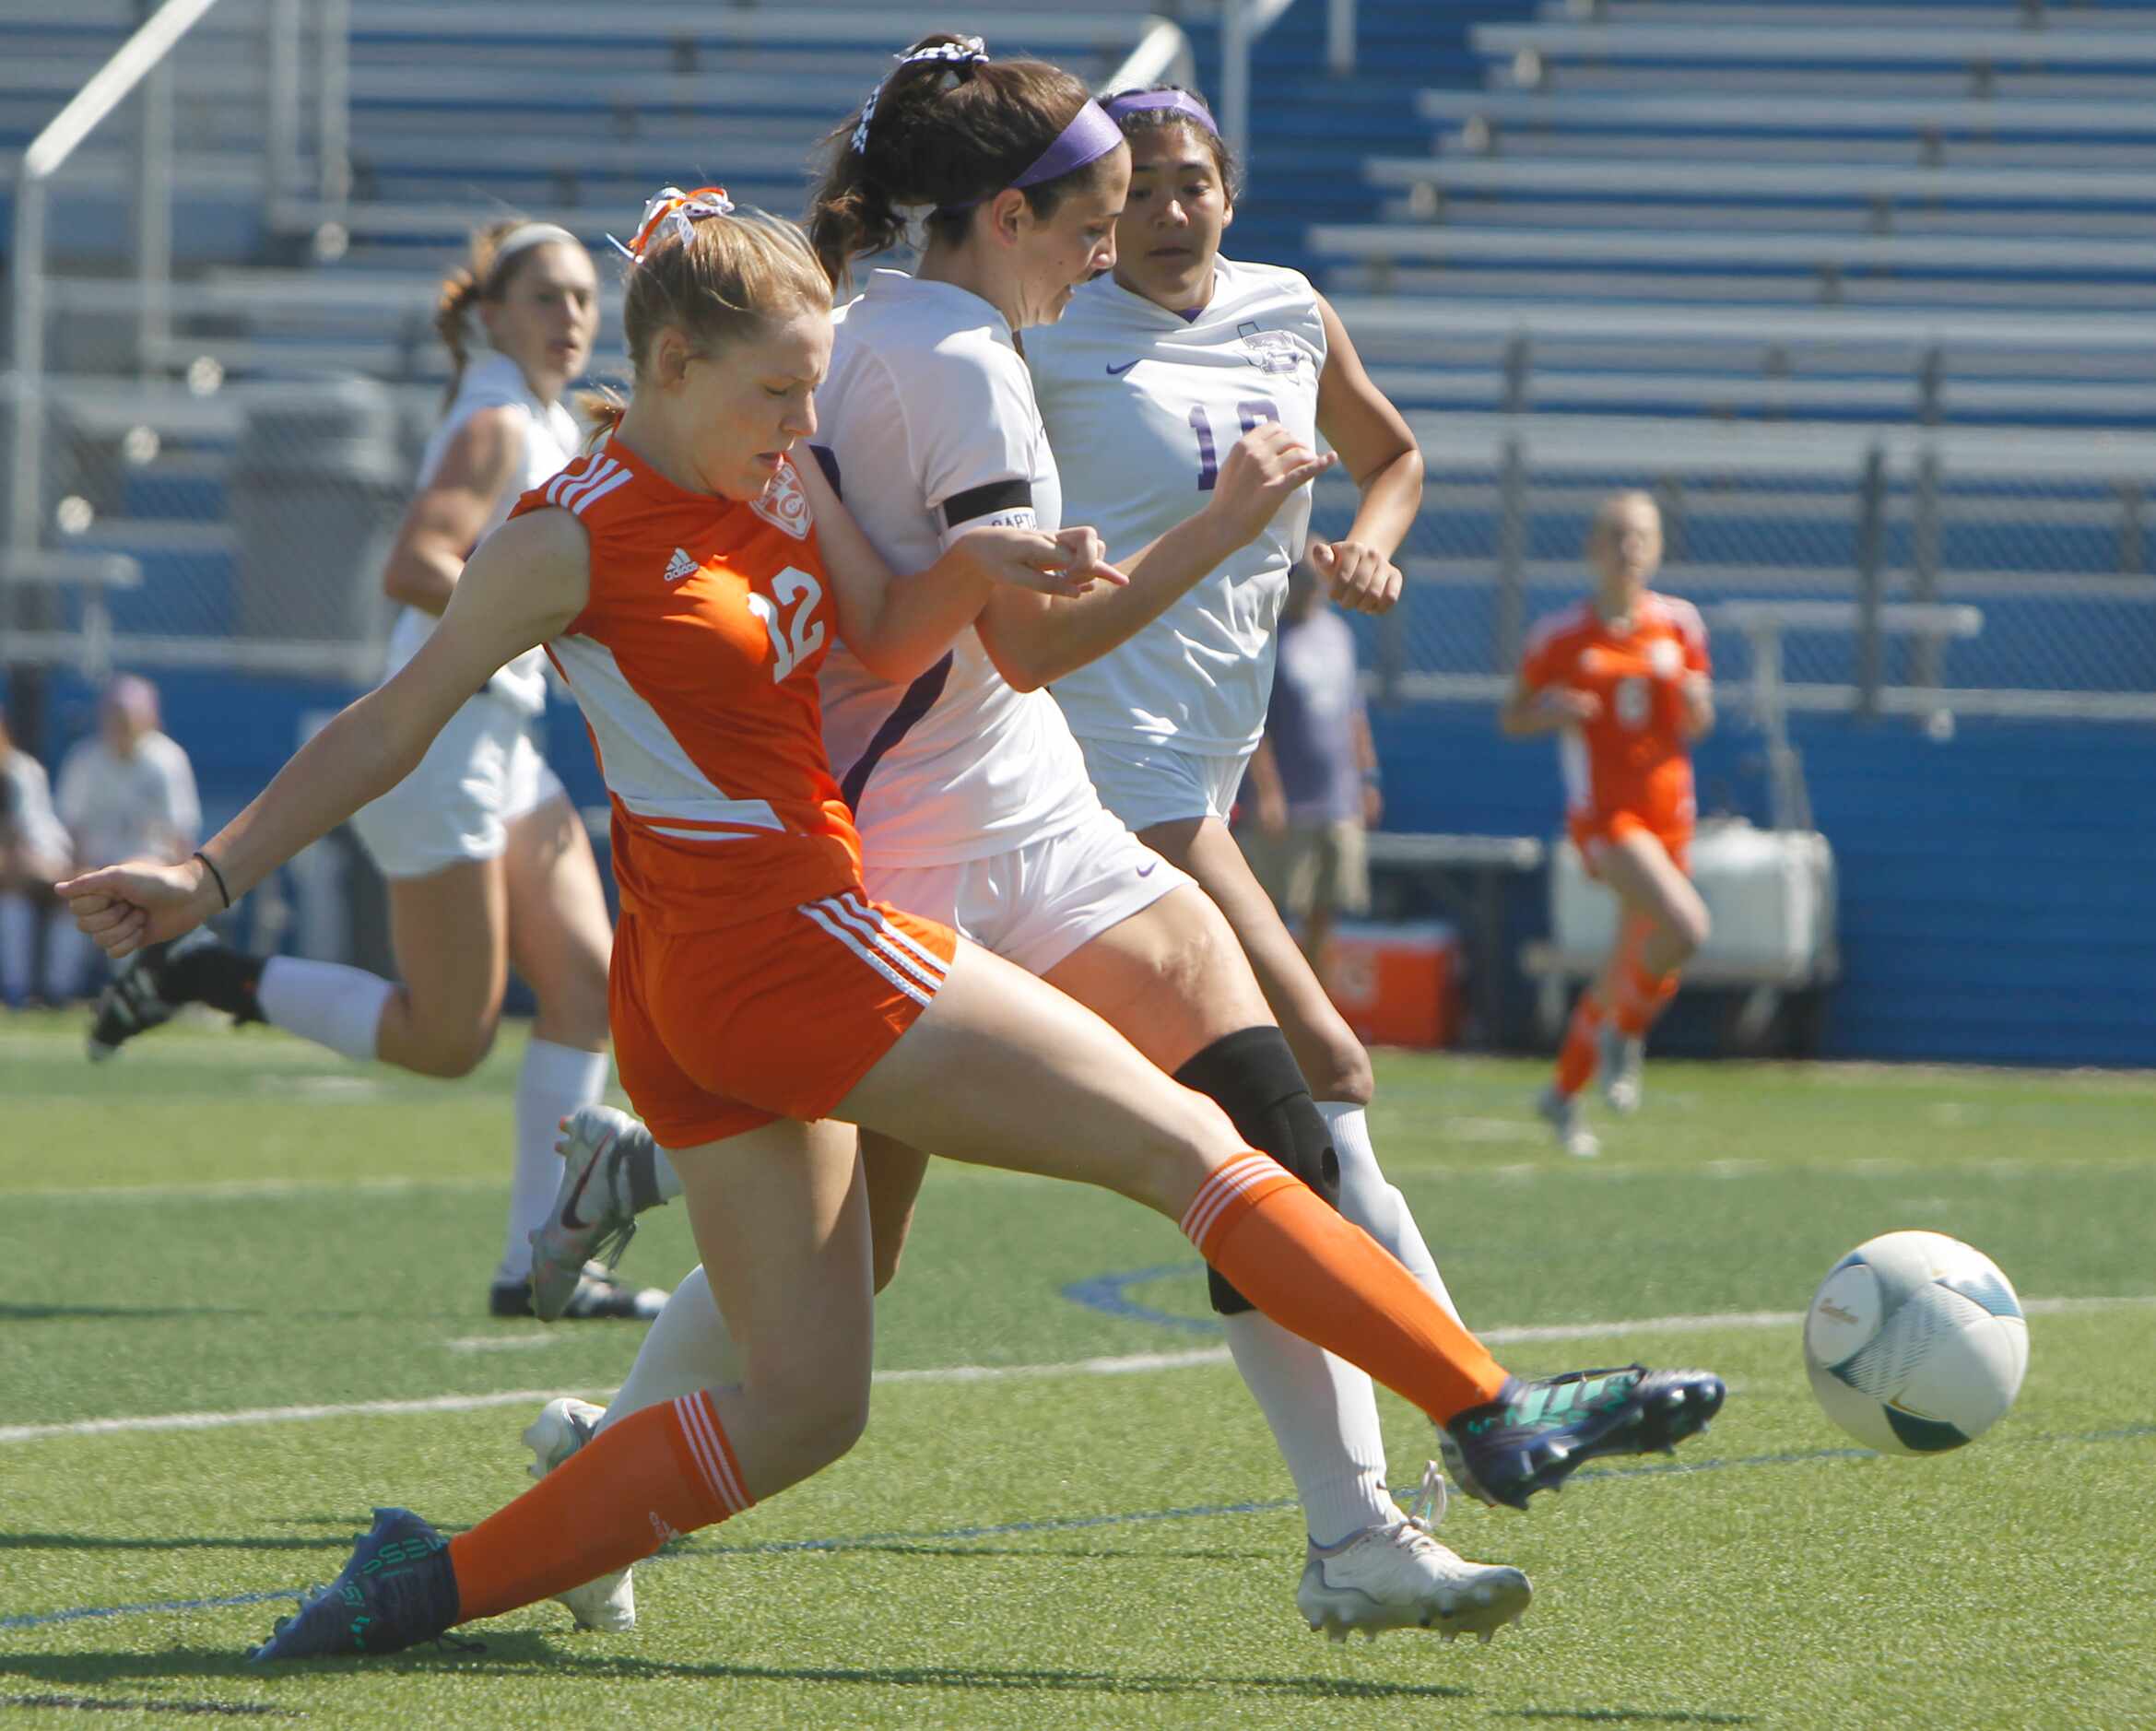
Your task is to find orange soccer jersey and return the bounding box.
[510,441,956,1148]
[1517,592,1709,851]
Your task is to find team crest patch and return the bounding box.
[1236,321,1307,376]
[748,459,812,540]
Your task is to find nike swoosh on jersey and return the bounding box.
[1137,861,1158,877]
[1104,359,1141,376]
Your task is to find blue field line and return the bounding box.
[1060,1262,1222,1336]
[7,1424,2151,1637]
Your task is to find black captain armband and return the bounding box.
[940,478,1036,533]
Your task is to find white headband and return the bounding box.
[490,221,580,274]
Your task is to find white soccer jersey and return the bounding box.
[814,270,1097,865]
[1026,255,1327,754]
[381,350,581,716]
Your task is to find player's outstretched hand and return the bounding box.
[54,859,216,960]
[961,524,1128,598]
[1309,538,1402,614]
[1208,424,1337,548]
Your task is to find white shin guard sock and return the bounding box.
[255,956,394,1064]
[596,1264,740,1433]
[501,1037,610,1283]
[1222,1311,1396,1546]
[1319,1100,1462,1324]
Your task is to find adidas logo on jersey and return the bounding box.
[662,548,700,584]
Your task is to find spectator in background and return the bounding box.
[1243,561,1382,973]
[0,715,73,1007]
[47,676,199,1000]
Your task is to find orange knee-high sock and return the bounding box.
[1184,1153,1511,1424]
[447,1392,749,1625]
[1553,990,1605,1096]
[1611,955,1679,1038]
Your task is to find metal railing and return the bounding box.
[1219,0,1359,170]
[5,0,351,686]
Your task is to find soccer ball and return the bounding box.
[1802,1231,2029,1454]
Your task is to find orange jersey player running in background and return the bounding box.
[59,193,1724,1666]
[1502,490,1714,1160]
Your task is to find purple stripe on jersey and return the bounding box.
[840,654,953,813]
[807,442,842,496]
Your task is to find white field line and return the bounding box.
[5,1296,2150,1448]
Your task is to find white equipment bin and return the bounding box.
[1551,818,1837,974]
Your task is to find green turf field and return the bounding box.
[3,1010,2152,1728]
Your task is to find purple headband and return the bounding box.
[1102,88,1219,136]
[1011,99,1125,188]
[936,98,1124,218]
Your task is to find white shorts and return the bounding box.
[1074,735,1254,834]
[349,690,564,880]
[865,801,1190,977]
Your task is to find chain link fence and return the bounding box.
[1309,418,2156,721]
[4,383,2155,720]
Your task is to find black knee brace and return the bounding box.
[1172,1025,1337,1316]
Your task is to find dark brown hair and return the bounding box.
[807,33,1121,287]
[582,203,832,443]
[432,218,585,406]
[1103,84,1242,204]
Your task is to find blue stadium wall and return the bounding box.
[15,667,2151,1068]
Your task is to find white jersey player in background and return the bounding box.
[87,221,660,1322]
[523,41,1530,1646]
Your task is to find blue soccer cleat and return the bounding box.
[248,1507,461,1661]
[1440,1365,1726,1512]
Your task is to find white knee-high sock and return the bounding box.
[596,1263,739,1432]
[255,955,394,1063]
[0,893,35,1002]
[1319,1100,1461,1324]
[1221,1312,1396,1545]
[501,1037,610,1283]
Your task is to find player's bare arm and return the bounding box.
[1499,674,1600,737]
[60,510,590,957]
[794,447,1124,684]
[380,404,527,615]
[1310,294,1420,617]
[975,422,1334,691]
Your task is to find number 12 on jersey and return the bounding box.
[746,567,826,683]
[1189,399,1280,491]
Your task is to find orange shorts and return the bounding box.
[1570,808,1692,877]
[610,888,960,1149]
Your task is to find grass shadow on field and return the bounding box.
[1503,1712,1755,1726]
[0,1303,253,1323]
[0,1638,1477,1704]
[826,1544,1276,1563]
[0,1532,359,1556]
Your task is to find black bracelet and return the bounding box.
[194,849,232,910]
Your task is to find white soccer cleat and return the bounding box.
[1599,1025,1645,1115]
[522,1396,637,1633]
[1536,1084,1601,1160]
[1295,1466,1531,1644]
[530,1104,666,1323]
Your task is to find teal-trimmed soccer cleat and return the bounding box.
[248,1507,460,1661]
[1535,1084,1601,1160]
[1440,1365,1726,1512]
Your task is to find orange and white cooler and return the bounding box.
[1319,920,1464,1050]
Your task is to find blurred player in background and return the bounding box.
[58,190,1724,1664]
[48,676,197,1004]
[85,221,651,1321]
[1243,558,1384,976]
[530,50,1530,1647]
[1501,491,1713,1159]
[0,714,72,1007]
